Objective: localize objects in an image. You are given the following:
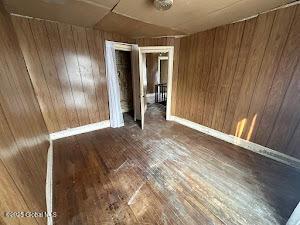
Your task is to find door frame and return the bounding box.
[105,41,138,126]
[138,46,174,121]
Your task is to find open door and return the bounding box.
[131,45,147,129]
[131,44,140,121]
[131,45,146,129]
[138,49,146,129]
[132,46,174,129]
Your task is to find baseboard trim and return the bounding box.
[46,140,53,225]
[50,120,110,140]
[169,116,300,170]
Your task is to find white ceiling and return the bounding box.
[113,0,295,33]
[95,12,186,38]
[3,0,297,37]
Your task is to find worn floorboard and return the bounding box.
[54,104,300,225]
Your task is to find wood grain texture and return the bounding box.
[254,6,300,146]
[146,53,159,93]
[0,105,42,225]
[222,18,257,134]
[230,11,275,140]
[211,22,244,131]
[0,1,49,224]
[268,60,300,151]
[202,25,229,127]
[174,4,300,159]
[12,16,132,132]
[245,6,296,143]
[53,104,300,225]
[30,19,70,130]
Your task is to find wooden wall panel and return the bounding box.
[45,21,79,127]
[230,11,276,140]
[176,36,193,118]
[194,30,215,124]
[0,106,43,225]
[9,17,59,131]
[12,16,132,132]
[268,61,300,150]
[182,34,199,120]
[58,23,91,127]
[189,32,205,122]
[0,157,37,225]
[254,6,300,145]
[0,0,49,224]
[91,30,110,120]
[211,22,244,131]
[202,25,229,127]
[245,6,296,143]
[72,25,101,123]
[31,19,70,130]
[174,4,300,159]
[222,18,257,134]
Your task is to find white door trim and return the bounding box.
[105,41,138,125]
[139,46,174,121]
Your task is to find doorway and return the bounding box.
[144,53,169,110]
[115,50,133,114]
[105,42,174,129]
[138,46,174,129]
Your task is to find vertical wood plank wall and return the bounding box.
[0,1,49,224]
[175,4,300,159]
[11,16,132,133]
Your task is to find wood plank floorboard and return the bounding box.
[53,104,300,225]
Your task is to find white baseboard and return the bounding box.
[46,140,53,225]
[50,120,110,140]
[169,115,300,170]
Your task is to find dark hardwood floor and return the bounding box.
[53,104,300,225]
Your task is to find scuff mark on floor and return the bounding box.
[114,159,128,173]
[128,182,145,205]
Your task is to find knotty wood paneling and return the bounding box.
[174,4,300,159]
[0,1,49,224]
[12,16,132,133]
